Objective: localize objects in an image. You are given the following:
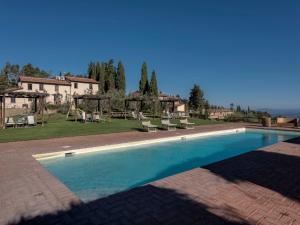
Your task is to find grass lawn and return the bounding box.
[0,114,224,143]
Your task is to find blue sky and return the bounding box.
[0,0,299,109]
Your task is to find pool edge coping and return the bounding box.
[33,128,246,160]
[33,127,300,161]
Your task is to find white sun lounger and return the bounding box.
[142,121,157,132]
[131,111,138,120]
[161,119,177,131]
[180,119,195,129]
[139,112,149,120]
[16,116,26,127]
[86,113,92,122]
[93,113,100,122]
[27,115,36,126]
[162,111,172,119]
[77,111,86,122]
[5,117,15,128]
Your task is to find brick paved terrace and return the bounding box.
[1,123,300,225]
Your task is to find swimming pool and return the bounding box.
[39,129,299,202]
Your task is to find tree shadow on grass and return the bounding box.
[10,185,252,225]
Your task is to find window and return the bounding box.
[55,85,59,92]
[89,83,93,89]
[39,84,44,91]
[22,104,28,109]
[28,83,32,90]
[28,98,32,102]
[53,94,62,104]
[11,97,16,103]
[74,83,78,89]
[54,95,58,104]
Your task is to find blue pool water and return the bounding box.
[40,129,298,202]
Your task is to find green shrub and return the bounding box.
[47,103,70,114]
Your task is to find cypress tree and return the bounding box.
[95,62,101,81]
[139,62,148,95]
[116,61,126,95]
[204,99,210,119]
[104,59,115,92]
[87,62,92,78]
[104,62,109,93]
[189,84,204,111]
[88,62,96,79]
[98,63,105,94]
[149,70,158,96]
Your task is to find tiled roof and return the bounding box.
[65,76,98,84]
[19,76,71,85]
[19,76,99,85]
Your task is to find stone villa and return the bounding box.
[7,76,99,108]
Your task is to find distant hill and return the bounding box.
[258,108,300,118]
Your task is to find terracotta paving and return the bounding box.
[0,123,300,225]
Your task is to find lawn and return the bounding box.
[0,114,224,143]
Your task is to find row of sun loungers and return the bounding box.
[142,119,195,132]
[132,111,189,120]
[77,111,105,122]
[131,111,150,120]
[76,110,189,124]
[4,115,36,128]
[161,111,189,119]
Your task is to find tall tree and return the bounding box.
[189,84,204,111]
[98,63,105,94]
[0,75,8,91]
[104,59,115,92]
[22,63,49,77]
[22,63,37,76]
[204,99,210,119]
[139,62,149,95]
[0,62,20,89]
[88,62,97,80]
[87,60,117,94]
[149,70,158,96]
[95,61,101,81]
[116,61,126,95]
